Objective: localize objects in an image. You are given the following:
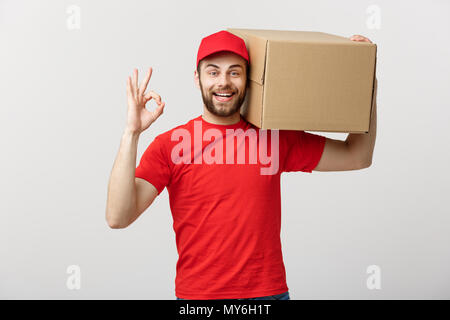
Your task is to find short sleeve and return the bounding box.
[135,135,171,195]
[281,130,326,173]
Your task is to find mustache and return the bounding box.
[210,87,235,93]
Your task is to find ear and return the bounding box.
[194,69,200,89]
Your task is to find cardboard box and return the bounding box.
[227,28,377,133]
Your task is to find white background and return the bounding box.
[1,0,449,299]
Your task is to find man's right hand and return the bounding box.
[125,67,165,134]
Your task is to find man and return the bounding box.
[105,30,377,300]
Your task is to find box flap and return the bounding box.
[240,81,264,127]
[227,28,268,85]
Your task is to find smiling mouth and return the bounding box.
[213,92,235,96]
[213,92,235,102]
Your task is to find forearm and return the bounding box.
[106,130,140,228]
[345,79,377,167]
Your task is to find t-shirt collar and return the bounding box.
[198,115,246,130]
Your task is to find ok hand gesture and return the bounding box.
[125,67,165,134]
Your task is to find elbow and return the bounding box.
[105,213,129,229]
[108,221,127,229]
[358,158,372,169]
[360,162,372,169]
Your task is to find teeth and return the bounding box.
[215,92,233,97]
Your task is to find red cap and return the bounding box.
[196,30,250,69]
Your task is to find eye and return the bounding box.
[231,71,240,76]
[209,71,217,76]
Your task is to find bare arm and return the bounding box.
[105,67,165,228]
[106,130,141,228]
[345,77,377,167]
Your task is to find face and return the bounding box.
[195,51,248,117]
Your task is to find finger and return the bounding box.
[152,102,165,119]
[350,35,372,43]
[139,67,153,94]
[360,37,372,43]
[355,35,370,42]
[126,76,131,96]
[350,34,363,40]
[133,69,138,94]
[143,90,162,104]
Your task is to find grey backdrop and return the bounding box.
[1,0,449,299]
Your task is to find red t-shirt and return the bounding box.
[135,115,326,299]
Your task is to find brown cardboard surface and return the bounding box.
[227,28,377,133]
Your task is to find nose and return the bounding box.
[217,72,231,87]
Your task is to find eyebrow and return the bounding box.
[205,64,244,70]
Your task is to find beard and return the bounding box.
[199,78,247,117]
